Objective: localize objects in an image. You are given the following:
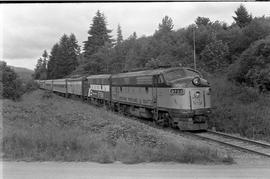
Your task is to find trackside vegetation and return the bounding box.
[209,75,270,143]
[2,90,233,164]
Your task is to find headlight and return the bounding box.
[195,91,200,98]
[192,77,201,86]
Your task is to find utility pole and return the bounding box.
[193,27,197,70]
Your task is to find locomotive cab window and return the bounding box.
[158,75,164,84]
[164,68,201,82]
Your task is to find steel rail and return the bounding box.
[188,131,270,158]
[207,130,270,148]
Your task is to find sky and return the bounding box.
[1,2,270,70]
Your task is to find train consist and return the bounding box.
[37,67,211,130]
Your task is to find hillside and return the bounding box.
[2,90,233,164]
[9,66,34,82]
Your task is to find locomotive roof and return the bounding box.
[53,78,66,82]
[112,67,189,78]
[86,74,111,79]
[66,77,85,81]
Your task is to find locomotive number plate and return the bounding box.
[170,88,185,95]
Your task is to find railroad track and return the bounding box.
[109,109,270,158]
[189,130,270,158]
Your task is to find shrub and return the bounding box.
[228,36,270,92]
[23,80,39,93]
[208,75,270,142]
[0,61,24,100]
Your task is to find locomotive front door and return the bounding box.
[190,89,204,109]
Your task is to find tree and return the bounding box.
[47,43,59,79]
[40,50,48,79]
[33,56,47,80]
[228,36,270,92]
[145,58,162,69]
[233,4,252,28]
[0,61,23,100]
[67,33,80,70]
[186,24,216,55]
[200,40,229,73]
[33,58,43,79]
[46,33,80,79]
[83,10,113,59]
[55,34,80,78]
[42,50,48,63]
[82,42,113,74]
[243,17,270,45]
[158,15,174,33]
[195,17,211,26]
[116,24,123,46]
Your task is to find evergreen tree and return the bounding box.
[42,50,48,63]
[33,56,47,80]
[47,43,60,79]
[116,24,123,46]
[46,34,80,79]
[40,50,48,79]
[233,4,252,28]
[158,15,174,33]
[55,34,79,78]
[132,32,137,39]
[67,33,80,71]
[33,58,43,79]
[83,10,113,59]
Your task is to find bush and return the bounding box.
[208,75,270,142]
[228,36,270,92]
[0,61,24,101]
[23,80,39,93]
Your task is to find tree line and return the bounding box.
[34,5,270,91]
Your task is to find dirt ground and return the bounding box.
[2,158,270,179]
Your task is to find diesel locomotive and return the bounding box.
[37,67,211,131]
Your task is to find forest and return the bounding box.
[33,4,270,92]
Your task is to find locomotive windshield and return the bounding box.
[164,68,201,82]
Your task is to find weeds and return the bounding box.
[208,75,270,142]
[2,90,233,164]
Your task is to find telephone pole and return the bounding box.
[193,27,197,70]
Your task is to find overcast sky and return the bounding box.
[1,2,270,70]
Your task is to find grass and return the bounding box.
[208,75,270,142]
[2,90,233,164]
